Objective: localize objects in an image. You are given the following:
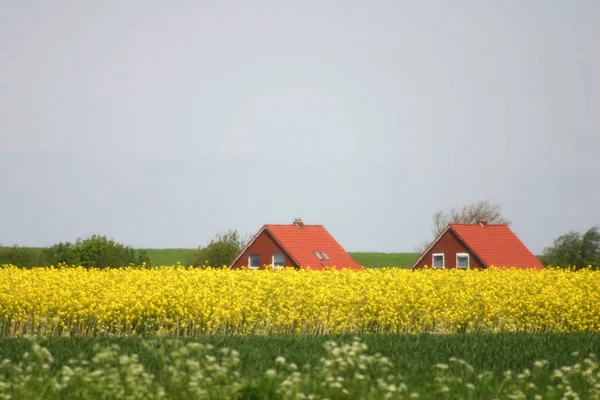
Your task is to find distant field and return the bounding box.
[1,246,421,268]
[8,247,555,269]
[349,252,418,268]
[138,248,197,266]
[137,249,419,268]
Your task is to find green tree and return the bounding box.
[0,246,41,268]
[42,235,150,268]
[40,241,74,265]
[542,226,600,269]
[193,230,247,268]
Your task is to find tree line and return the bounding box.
[0,235,151,268]
[1,200,598,269]
[0,231,247,269]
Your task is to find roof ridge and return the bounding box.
[450,223,508,226]
[264,224,324,227]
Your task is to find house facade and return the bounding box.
[411,221,544,270]
[229,219,363,270]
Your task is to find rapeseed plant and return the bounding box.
[0,265,598,336]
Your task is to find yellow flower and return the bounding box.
[0,264,598,336]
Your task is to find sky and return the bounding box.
[1,0,599,254]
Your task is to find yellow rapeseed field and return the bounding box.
[0,264,598,337]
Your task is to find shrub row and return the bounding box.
[0,235,149,268]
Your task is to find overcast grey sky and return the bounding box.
[1,0,598,254]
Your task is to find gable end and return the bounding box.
[411,228,486,270]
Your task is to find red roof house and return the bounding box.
[229,219,363,270]
[410,221,545,270]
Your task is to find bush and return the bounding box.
[0,246,41,268]
[40,242,74,266]
[192,230,246,268]
[41,235,150,268]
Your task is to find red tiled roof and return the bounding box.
[449,223,544,269]
[264,224,363,270]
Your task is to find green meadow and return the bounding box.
[136,249,420,268]
[138,248,197,266]
[1,246,420,268]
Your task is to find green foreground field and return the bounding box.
[1,333,599,399]
[138,249,420,268]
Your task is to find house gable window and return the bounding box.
[456,253,470,269]
[248,254,260,269]
[272,253,284,268]
[432,253,444,269]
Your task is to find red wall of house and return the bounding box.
[413,230,484,269]
[230,230,297,269]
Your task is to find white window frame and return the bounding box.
[313,251,323,260]
[432,253,445,269]
[248,254,260,270]
[272,253,285,269]
[321,251,331,261]
[456,253,470,269]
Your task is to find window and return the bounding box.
[248,254,260,269]
[456,253,470,269]
[314,251,323,260]
[272,253,285,268]
[432,253,444,269]
[321,251,331,261]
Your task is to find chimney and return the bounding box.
[478,220,488,227]
[293,218,304,228]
